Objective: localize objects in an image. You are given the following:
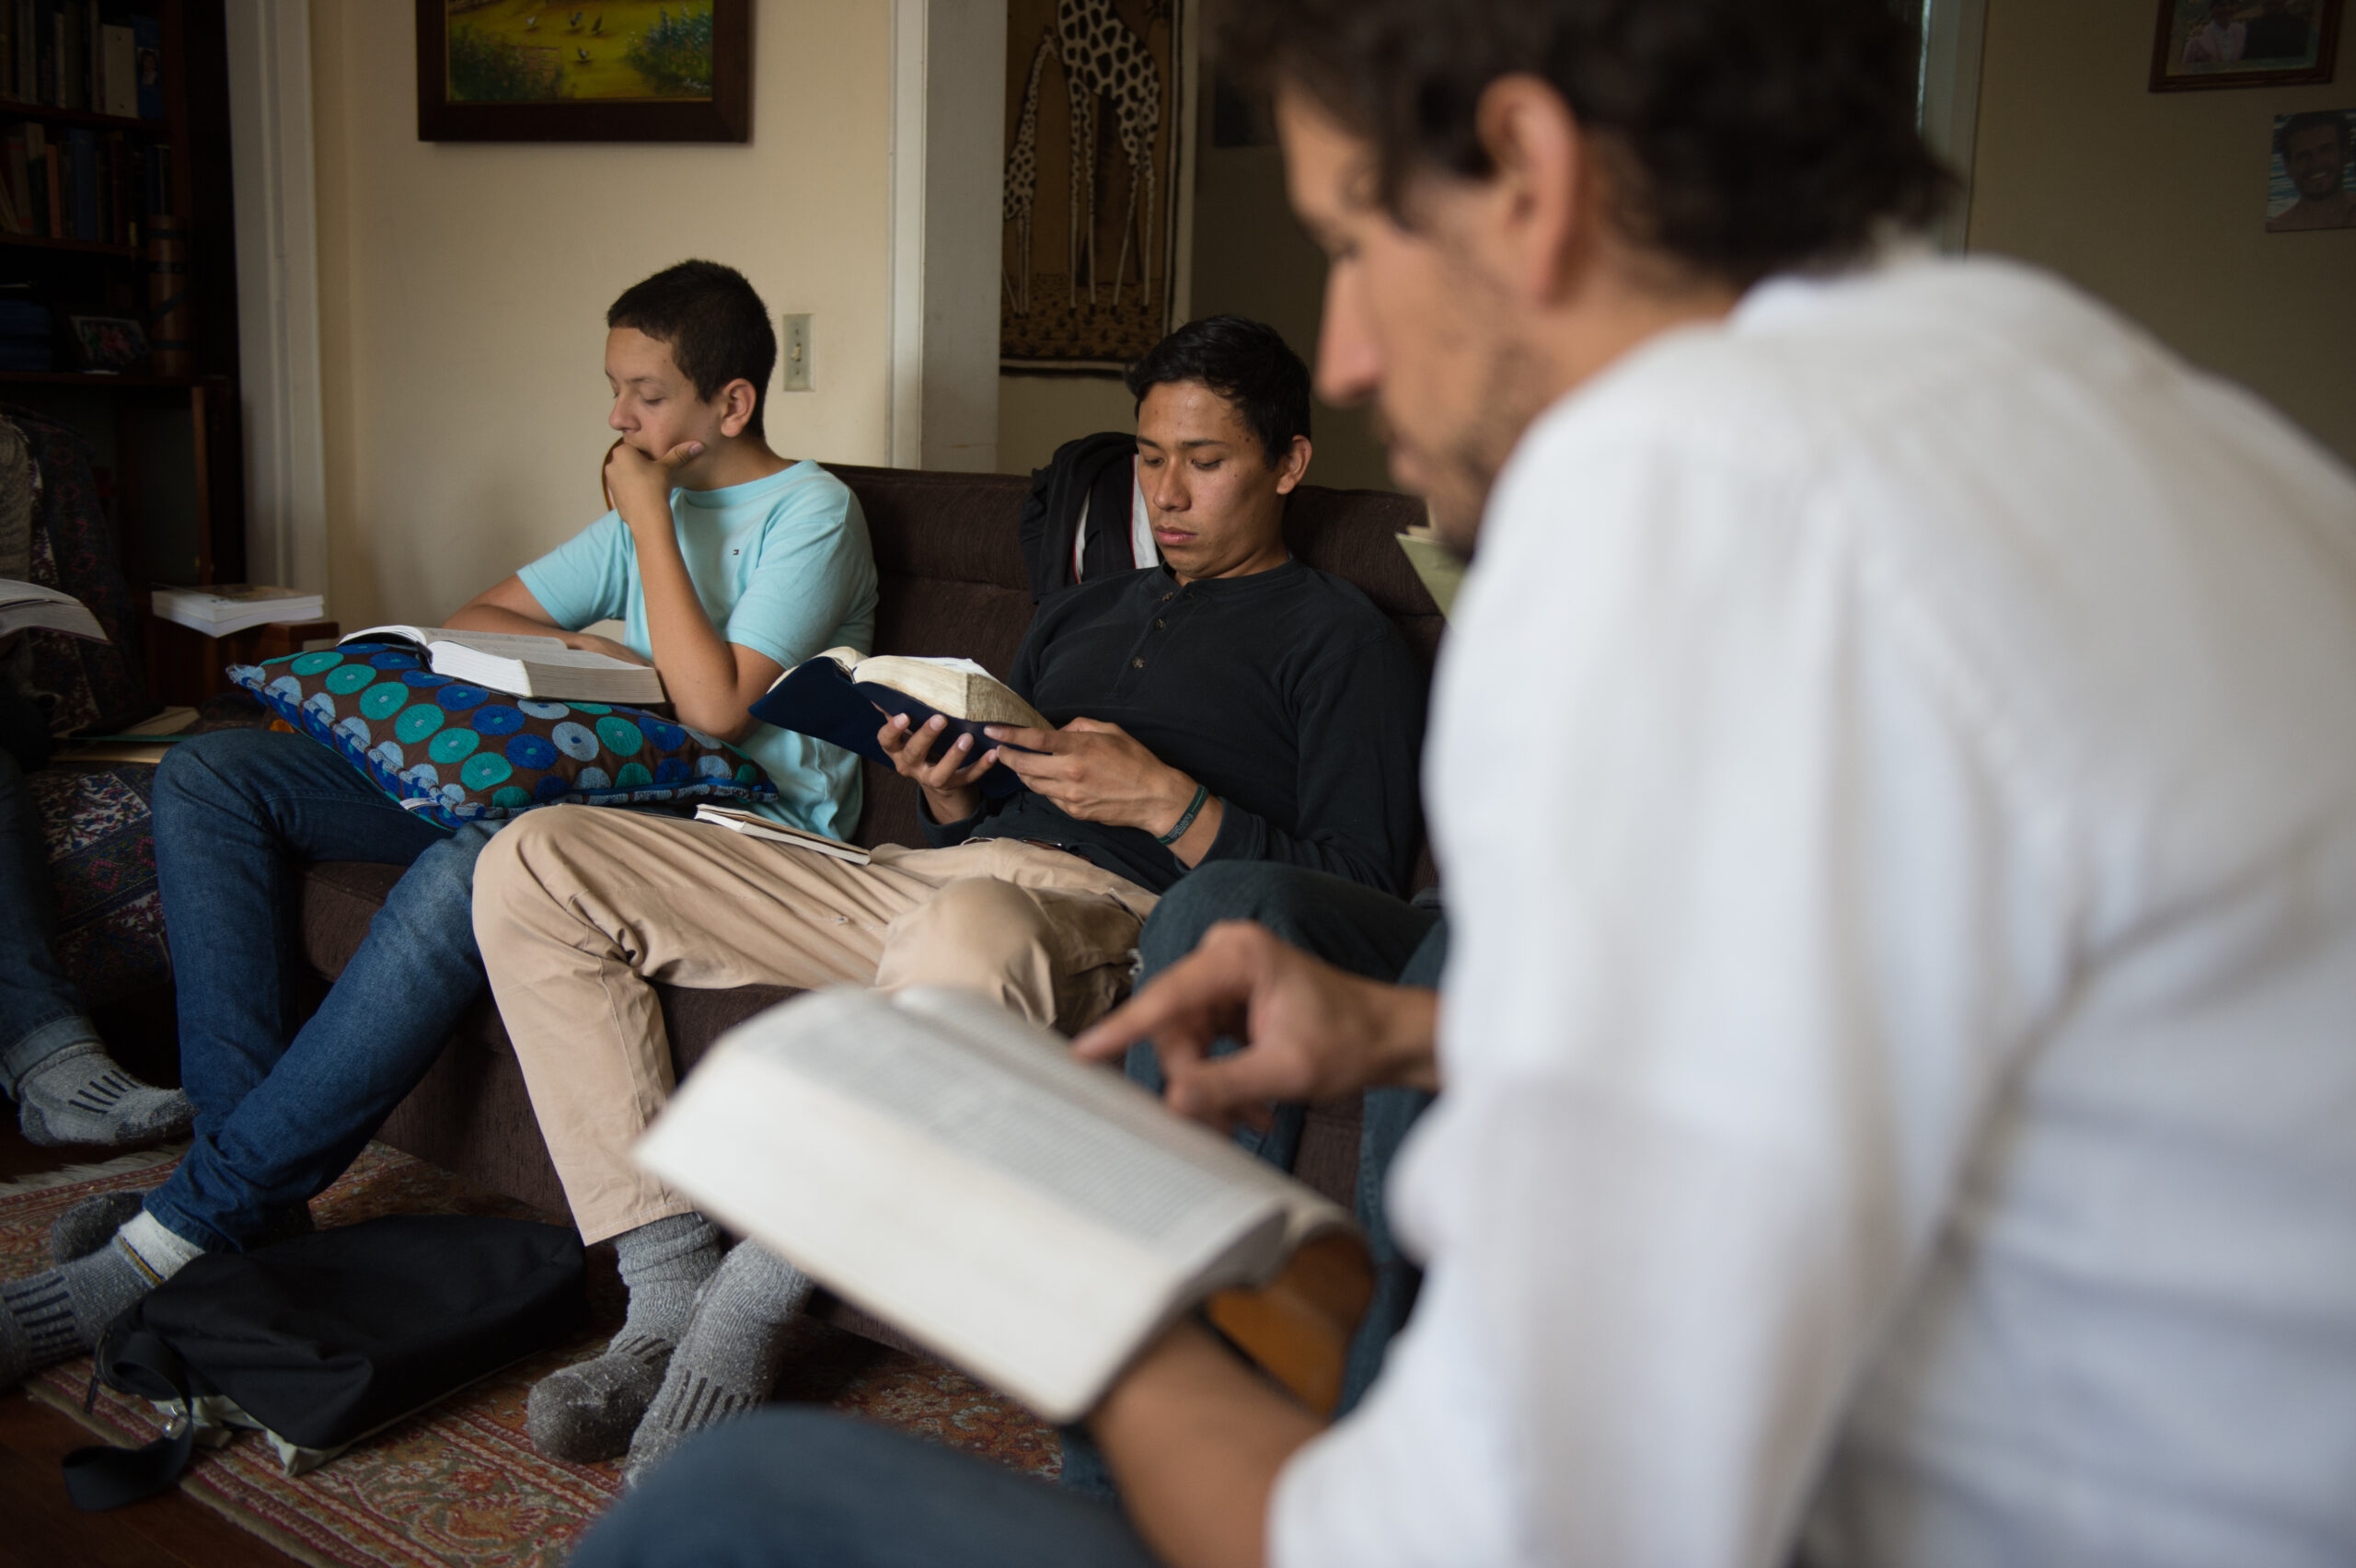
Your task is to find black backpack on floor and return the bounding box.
[63,1214,585,1511]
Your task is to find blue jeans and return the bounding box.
[573,1410,1164,1568]
[0,690,101,1097]
[143,728,499,1251]
[1063,860,1445,1496]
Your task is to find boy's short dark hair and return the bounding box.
[1218,0,1953,288]
[606,259,778,438]
[1125,316,1312,469]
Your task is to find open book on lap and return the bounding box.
[342,625,666,705]
[635,986,1369,1423]
[748,647,1049,801]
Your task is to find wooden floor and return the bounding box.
[0,1109,307,1568]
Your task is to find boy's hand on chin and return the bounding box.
[603,435,703,522]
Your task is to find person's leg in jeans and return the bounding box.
[2,727,499,1389]
[0,688,190,1146]
[573,1410,1164,1568]
[1063,859,1444,1496]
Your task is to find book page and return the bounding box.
[893,988,1350,1251]
[858,654,993,678]
[633,987,1343,1419]
[0,578,86,607]
[852,655,1051,730]
[788,993,1275,1255]
[640,1046,1220,1421]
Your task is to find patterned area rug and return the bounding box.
[5,1143,1060,1568]
[29,760,170,998]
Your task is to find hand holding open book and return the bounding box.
[749,648,1049,801]
[634,987,1371,1423]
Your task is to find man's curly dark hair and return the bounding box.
[1218,0,1953,287]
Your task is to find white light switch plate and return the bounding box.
[780,314,813,391]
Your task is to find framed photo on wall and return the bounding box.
[417,1,750,143]
[2267,108,2356,227]
[2151,0,2341,91]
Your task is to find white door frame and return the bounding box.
[889,0,1009,471]
[224,0,329,597]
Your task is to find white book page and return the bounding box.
[858,654,993,679]
[0,579,88,607]
[635,989,1313,1419]
[348,624,580,659]
[892,988,1351,1250]
[0,580,103,640]
[640,1051,1214,1421]
[491,643,652,672]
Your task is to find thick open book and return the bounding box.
[691,803,871,863]
[748,647,1049,800]
[635,987,1367,1423]
[342,626,665,705]
[0,579,103,640]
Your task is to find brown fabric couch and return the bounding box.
[301,464,1441,1273]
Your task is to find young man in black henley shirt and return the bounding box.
[468,315,1426,1475]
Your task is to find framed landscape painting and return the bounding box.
[2151,0,2341,91]
[417,0,750,143]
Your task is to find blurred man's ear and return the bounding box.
[1275,434,1313,496]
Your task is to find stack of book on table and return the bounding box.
[152,584,326,638]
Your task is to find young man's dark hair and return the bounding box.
[1218,0,1953,286]
[607,259,779,438]
[1124,314,1311,469]
[2276,109,2351,159]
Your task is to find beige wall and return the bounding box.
[1969,0,2355,465]
[998,374,1135,477]
[310,0,894,628]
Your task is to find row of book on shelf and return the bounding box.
[0,2,160,120]
[0,117,167,243]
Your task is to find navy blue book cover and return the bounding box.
[750,658,1028,800]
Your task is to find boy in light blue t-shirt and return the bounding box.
[0,260,877,1394]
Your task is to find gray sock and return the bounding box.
[17,1043,193,1148]
[622,1241,816,1488]
[1,1217,199,1390]
[526,1213,721,1463]
[49,1188,152,1264]
[51,1190,313,1265]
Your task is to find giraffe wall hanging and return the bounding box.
[999,0,1196,369]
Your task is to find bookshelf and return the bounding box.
[0,0,259,706]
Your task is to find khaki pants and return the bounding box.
[471,805,1160,1243]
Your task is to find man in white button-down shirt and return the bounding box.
[573,2,2356,1565]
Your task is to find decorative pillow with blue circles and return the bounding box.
[227,643,778,831]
